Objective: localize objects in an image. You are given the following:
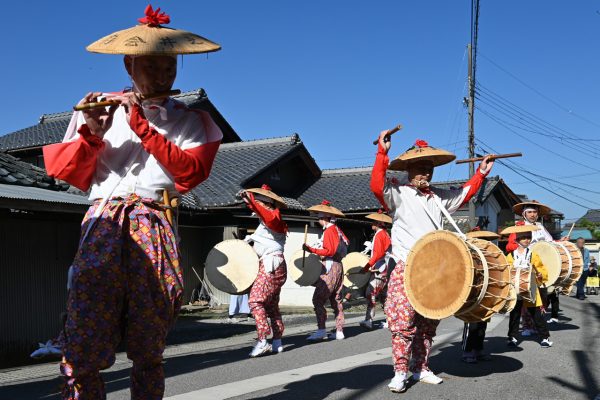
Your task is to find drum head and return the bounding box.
[531,241,562,287]
[405,231,473,320]
[205,240,259,295]
[342,252,371,289]
[288,249,323,286]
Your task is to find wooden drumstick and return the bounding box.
[567,222,575,238]
[455,152,522,164]
[302,224,308,270]
[163,189,173,226]
[372,124,403,145]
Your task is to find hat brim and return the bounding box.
[245,188,287,209]
[500,225,541,235]
[365,213,393,224]
[307,204,345,218]
[86,25,221,56]
[512,202,551,216]
[388,148,456,171]
[466,231,500,240]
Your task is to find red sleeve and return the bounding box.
[370,143,390,211]
[460,169,489,206]
[307,226,339,257]
[245,192,288,234]
[129,104,221,194]
[42,124,104,191]
[368,230,391,266]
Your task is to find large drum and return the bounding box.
[530,241,583,293]
[204,239,259,295]
[404,231,512,323]
[499,282,517,314]
[512,266,537,304]
[288,249,323,286]
[342,252,371,290]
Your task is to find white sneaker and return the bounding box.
[381,321,389,329]
[388,372,407,393]
[412,369,443,384]
[328,330,345,340]
[307,329,328,341]
[540,338,553,348]
[272,339,283,354]
[359,320,373,330]
[249,340,271,358]
[547,318,559,323]
[521,329,533,337]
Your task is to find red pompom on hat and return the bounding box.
[261,184,272,191]
[321,200,331,206]
[415,139,429,148]
[138,5,171,26]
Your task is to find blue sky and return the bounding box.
[2,1,599,222]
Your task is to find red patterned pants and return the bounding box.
[312,261,344,331]
[365,275,387,321]
[61,196,183,400]
[249,260,287,340]
[385,261,440,374]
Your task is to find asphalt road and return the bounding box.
[1,295,598,400]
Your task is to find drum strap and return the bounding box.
[417,194,466,239]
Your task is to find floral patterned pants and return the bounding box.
[385,261,440,374]
[61,196,183,400]
[312,261,345,331]
[365,274,387,321]
[249,260,287,340]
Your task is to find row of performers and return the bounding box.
[234,130,565,393]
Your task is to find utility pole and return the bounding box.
[467,43,476,228]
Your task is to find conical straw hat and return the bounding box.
[389,139,456,171]
[86,5,221,56]
[245,185,287,209]
[365,210,393,224]
[307,200,345,218]
[466,230,500,240]
[512,200,551,216]
[500,225,540,235]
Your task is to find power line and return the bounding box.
[478,51,600,129]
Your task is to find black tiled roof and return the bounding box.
[185,135,304,209]
[0,89,240,152]
[0,152,67,190]
[578,209,600,224]
[298,168,507,213]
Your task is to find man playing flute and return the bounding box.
[43,6,222,399]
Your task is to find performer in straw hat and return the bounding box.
[460,228,500,363]
[502,225,553,348]
[359,209,392,330]
[238,185,289,357]
[303,200,350,341]
[42,5,222,399]
[371,132,495,393]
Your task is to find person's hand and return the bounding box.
[479,155,495,174]
[560,236,570,241]
[110,92,143,125]
[79,92,119,138]
[362,263,372,273]
[378,130,392,154]
[302,243,311,252]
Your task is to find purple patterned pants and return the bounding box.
[61,195,183,400]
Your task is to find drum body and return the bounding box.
[404,231,511,322]
[288,249,323,286]
[205,239,259,295]
[499,282,517,314]
[557,241,583,294]
[512,266,537,303]
[342,252,371,290]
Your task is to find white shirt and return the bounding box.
[63,97,213,201]
[522,221,553,243]
[248,221,286,273]
[383,184,472,262]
